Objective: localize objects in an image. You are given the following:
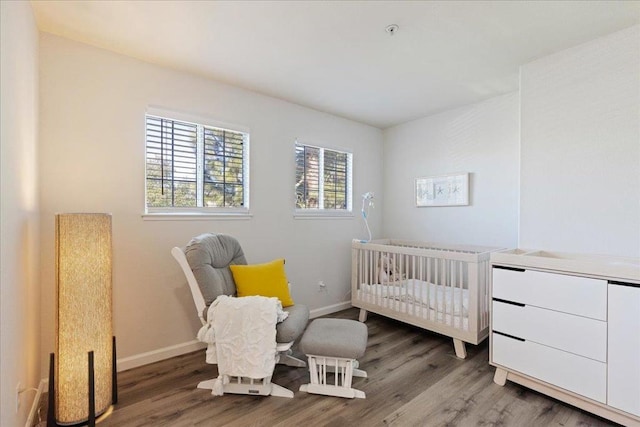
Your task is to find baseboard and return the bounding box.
[117,340,207,372]
[31,301,353,409]
[309,301,352,319]
[24,340,207,425]
[118,302,351,371]
[25,378,46,427]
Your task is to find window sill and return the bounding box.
[294,210,354,220]
[142,212,252,221]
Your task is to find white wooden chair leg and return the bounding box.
[269,384,294,398]
[359,308,368,322]
[493,367,508,386]
[197,378,218,390]
[197,376,293,398]
[299,355,366,399]
[453,338,467,359]
[278,353,306,367]
[352,368,367,378]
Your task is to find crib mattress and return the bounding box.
[358,279,469,316]
[355,290,469,330]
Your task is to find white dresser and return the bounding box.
[490,250,640,426]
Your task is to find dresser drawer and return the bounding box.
[492,300,606,362]
[492,267,606,320]
[492,333,606,403]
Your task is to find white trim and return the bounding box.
[294,210,354,220]
[294,139,352,156]
[142,213,253,221]
[319,147,325,209]
[29,301,352,389]
[25,379,46,427]
[243,132,251,210]
[28,341,209,423]
[117,340,207,372]
[146,106,250,134]
[346,153,353,211]
[146,206,250,215]
[309,301,353,319]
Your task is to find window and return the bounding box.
[295,142,352,213]
[145,113,249,214]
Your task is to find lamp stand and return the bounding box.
[47,336,118,427]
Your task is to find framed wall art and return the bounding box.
[416,173,469,207]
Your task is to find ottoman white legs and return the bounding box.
[300,355,367,398]
[298,318,368,399]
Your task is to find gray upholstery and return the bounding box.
[185,233,308,344]
[278,305,310,343]
[300,318,368,359]
[185,233,246,311]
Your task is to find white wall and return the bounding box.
[382,93,520,248]
[519,25,640,257]
[0,2,40,425]
[38,34,383,372]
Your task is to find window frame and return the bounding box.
[143,107,250,218]
[294,141,353,219]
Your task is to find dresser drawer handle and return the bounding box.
[608,280,640,288]
[494,331,525,342]
[493,298,525,307]
[493,265,525,272]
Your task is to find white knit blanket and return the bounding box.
[197,295,285,395]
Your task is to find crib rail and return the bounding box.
[351,239,500,346]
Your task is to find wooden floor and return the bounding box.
[37,308,618,426]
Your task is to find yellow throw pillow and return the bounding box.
[230,259,294,307]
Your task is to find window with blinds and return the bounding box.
[145,114,249,213]
[295,142,352,212]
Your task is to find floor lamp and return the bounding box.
[48,213,117,426]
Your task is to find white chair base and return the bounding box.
[299,355,367,399]
[276,343,307,368]
[197,342,302,398]
[198,376,294,398]
[279,352,307,368]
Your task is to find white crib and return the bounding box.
[351,239,501,358]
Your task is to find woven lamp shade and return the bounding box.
[55,213,113,424]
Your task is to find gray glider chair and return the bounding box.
[172,233,309,396]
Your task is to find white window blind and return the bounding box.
[145,114,249,213]
[295,142,352,212]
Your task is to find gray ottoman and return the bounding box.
[298,318,368,399]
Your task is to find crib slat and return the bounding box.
[436,258,441,323]
[426,257,432,321]
[459,261,465,330]
[411,254,416,317]
[468,262,479,334]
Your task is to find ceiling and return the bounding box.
[31,1,640,129]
